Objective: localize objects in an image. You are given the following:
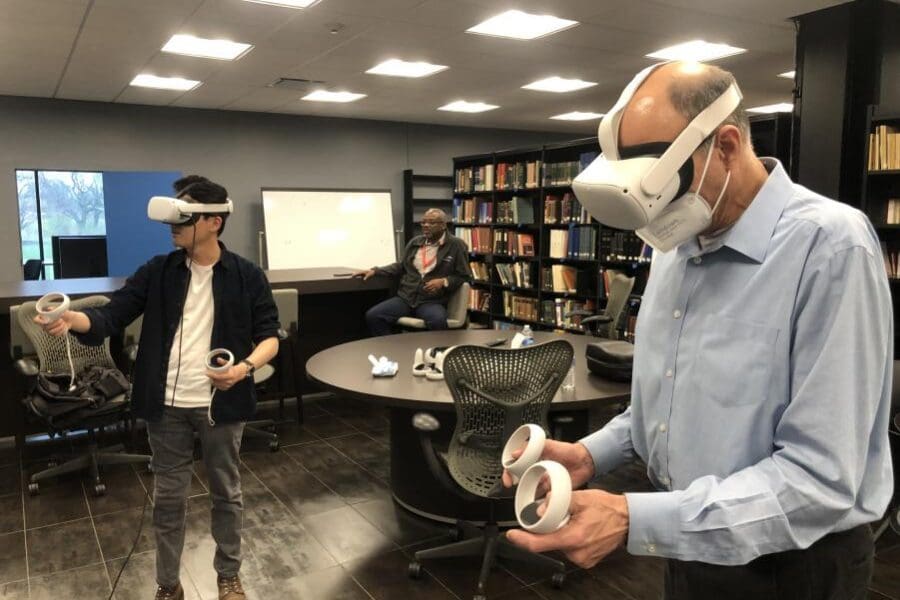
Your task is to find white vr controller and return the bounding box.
[502,424,572,534]
[36,292,70,323]
[206,348,235,372]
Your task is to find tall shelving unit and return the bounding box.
[402,169,454,246]
[453,139,650,337]
[861,105,900,356]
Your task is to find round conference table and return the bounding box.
[306,329,631,523]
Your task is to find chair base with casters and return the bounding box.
[409,515,566,600]
[244,363,281,451]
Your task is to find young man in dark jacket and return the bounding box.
[356,208,471,335]
[37,176,279,600]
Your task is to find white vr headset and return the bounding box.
[147,195,234,225]
[572,62,743,252]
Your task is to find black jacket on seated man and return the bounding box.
[377,233,470,306]
[365,232,471,335]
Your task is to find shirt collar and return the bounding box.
[415,232,446,246]
[175,240,233,270]
[679,157,791,263]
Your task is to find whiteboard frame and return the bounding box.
[260,187,397,270]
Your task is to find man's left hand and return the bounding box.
[423,278,446,294]
[207,358,249,391]
[506,490,629,569]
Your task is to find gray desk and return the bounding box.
[307,329,630,523]
[0,267,391,442]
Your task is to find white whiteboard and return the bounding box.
[262,189,396,270]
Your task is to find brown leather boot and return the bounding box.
[217,574,246,600]
[154,582,184,600]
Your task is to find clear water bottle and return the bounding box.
[521,324,535,346]
[561,356,576,400]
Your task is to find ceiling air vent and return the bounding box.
[269,77,326,91]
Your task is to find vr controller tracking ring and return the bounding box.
[205,348,234,426]
[514,460,572,534]
[502,424,546,484]
[37,292,76,391]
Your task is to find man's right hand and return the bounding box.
[352,269,375,280]
[502,439,596,490]
[34,310,75,337]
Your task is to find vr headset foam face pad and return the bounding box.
[618,141,694,200]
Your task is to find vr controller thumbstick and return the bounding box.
[36,292,70,323]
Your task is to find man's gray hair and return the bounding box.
[668,64,752,151]
[424,208,448,223]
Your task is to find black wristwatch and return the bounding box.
[240,359,256,378]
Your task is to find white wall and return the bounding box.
[0,95,573,280]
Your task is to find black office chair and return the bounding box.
[566,270,635,338]
[409,340,573,600]
[14,295,150,496]
[874,360,900,542]
[23,259,42,280]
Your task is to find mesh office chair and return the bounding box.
[14,295,150,496]
[244,288,301,450]
[409,340,574,600]
[568,270,635,338]
[397,282,471,330]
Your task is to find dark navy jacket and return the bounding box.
[74,243,279,423]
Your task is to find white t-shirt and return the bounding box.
[165,260,216,408]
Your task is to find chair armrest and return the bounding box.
[564,309,593,318]
[412,413,466,497]
[581,315,613,325]
[277,328,289,341]
[124,344,139,364]
[14,358,39,378]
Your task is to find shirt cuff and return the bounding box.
[578,427,628,476]
[625,490,683,558]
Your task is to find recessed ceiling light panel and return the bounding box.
[301,90,366,103]
[130,74,201,91]
[242,0,321,8]
[778,70,796,79]
[466,10,578,40]
[162,34,253,60]
[646,39,746,62]
[550,111,605,121]
[522,76,597,93]
[438,100,499,113]
[366,59,448,78]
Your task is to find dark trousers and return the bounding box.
[664,524,874,600]
[365,296,448,336]
[147,406,245,587]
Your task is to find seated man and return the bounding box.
[357,208,470,335]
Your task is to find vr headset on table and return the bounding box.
[572,61,743,252]
[147,195,233,225]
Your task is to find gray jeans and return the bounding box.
[147,406,245,588]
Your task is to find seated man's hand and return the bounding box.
[352,269,375,280]
[423,278,446,294]
[506,489,629,569]
[502,440,596,490]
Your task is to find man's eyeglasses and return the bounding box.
[419,220,444,226]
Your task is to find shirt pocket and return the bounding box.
[696,315,779,407]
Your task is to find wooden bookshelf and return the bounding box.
[403,169,454,245]
[453,138,650,336]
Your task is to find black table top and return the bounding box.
[306,329,631,410]
[0,266,390,313]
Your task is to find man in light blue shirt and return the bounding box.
[505,62,893,599]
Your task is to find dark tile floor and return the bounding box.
[0,398,897,599]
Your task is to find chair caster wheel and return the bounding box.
[268,439,280,452]
[28,482,39,496]
[474,595,487,600]
[448,525,464,541]
[407,561,422,579]
[551,572,566,589]
[93,483,106,496]
[146,462,154,473]
[47,459,58,468]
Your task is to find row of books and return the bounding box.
[540,298,596,330]
[468,289,491,312]
[882,243,900,279]
[543,160,582,187]
[455,164,494,192]
[548,227,598,260]
[868,125,900,171]
[600,230,653,263]
[495,197,535,224]
[495,161,542,190]
[541,265,596,295]
[456,227,492,253]
[496,262,535,289]
[452,197,492,224]
[469,261,490,282]
[502,292,540,322]
[493,231,536,256]
[884,198,900,224]
[544,192,591,224]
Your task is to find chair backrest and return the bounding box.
[124,314,143,347]
[441,339,574,497]
[602,270,636,339]
[17,295,116,376]
[272,288,299,334]
[23,259,42,280]
[447,281,471,326]
[9,305,36,360]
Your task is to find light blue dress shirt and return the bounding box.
[581,159,894,565]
